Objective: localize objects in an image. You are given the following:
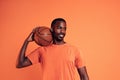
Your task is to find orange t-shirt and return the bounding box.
[27,43,84,80]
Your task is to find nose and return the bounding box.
[60,28,66,33]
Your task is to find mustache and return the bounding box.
[58,33,65,35]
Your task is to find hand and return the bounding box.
[32,26,40,33]
[26,32,34,42]
[26,27,40,42]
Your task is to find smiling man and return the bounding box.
[16,18,89,80]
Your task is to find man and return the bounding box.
[16,18,89,80]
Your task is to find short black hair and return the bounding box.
[51,18,66,29]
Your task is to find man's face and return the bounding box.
[52,21,66,41]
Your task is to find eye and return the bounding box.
[57,26,66,30]
[57,26,62,29]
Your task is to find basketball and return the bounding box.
[33,26,53,46]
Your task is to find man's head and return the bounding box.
[51,18,67,43]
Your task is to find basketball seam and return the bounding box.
[39,35,52,43]
[37,27,49,35]
[36,33,52,43]
[35,27,52,45]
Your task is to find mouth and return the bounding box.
[59,34,64,38]
[58,33,65,38]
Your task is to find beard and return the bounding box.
[53,33,65,41]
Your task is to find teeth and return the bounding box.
[59,34,64,37]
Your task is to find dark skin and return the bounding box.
[16,31,33,68]
[16,21,89,80]
[51,21,89,80]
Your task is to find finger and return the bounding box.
[32,26,40,33]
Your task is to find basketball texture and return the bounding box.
[33,26,53,46]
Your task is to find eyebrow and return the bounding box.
[57,26,66,29]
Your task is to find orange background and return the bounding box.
[0,0,120,80]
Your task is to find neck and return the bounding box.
[53,40,66,45]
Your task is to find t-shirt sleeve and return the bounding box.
[74,47,85,68]
[27,47,41,64]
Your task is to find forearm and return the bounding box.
[18,39,29,63]
[16,39,31,68]
[16,29,39,68]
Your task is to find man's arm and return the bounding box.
[16,32,34,68]
[77,66,89,80]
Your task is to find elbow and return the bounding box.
[16,64,22,68]
[16,62,24,68]
[16,58,32,68]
